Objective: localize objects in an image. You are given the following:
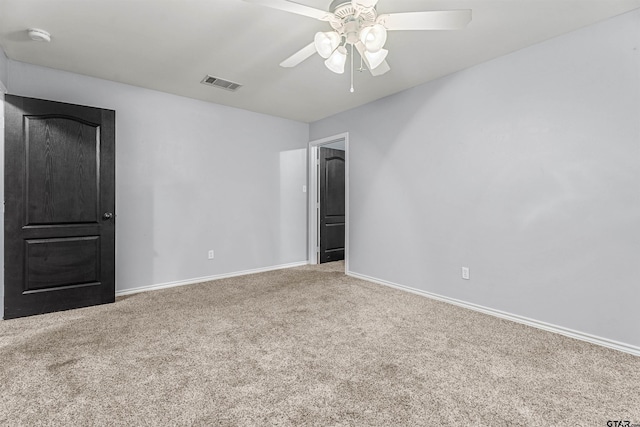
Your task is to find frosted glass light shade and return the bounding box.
[324,46,347,74]
[314,31,341,59]
[359,24,387,52]
[364,48,388,70]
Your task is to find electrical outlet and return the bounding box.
[208,250,214,260]
[462,267,470,280]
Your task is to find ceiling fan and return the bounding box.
[244,0,472,90]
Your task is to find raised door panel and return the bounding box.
[324,156,345,221]
[25,236,100,292]
[26,116,99,225]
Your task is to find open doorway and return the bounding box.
[308,133,349,271]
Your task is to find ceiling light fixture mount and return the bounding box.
[27,28,51,42]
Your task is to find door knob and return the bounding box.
[102,212,113,220]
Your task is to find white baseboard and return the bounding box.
[116,261,308,297]
[347,271,640,357]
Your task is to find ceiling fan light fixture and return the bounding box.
[325,45,347,74]
[359,24,387,52]
[314,31,341,59]
[364,48,388,70]
[245,0,472,90]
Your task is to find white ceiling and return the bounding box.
[1,0,639,123]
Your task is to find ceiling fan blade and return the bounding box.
[355,42,391,76]
[379,10,472,31]
[370,60,390,76]
[280,42,317,68]
[244,0,332,20]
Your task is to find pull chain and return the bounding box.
[350,44,354,93]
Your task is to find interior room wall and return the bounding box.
[4,60,309,297]
[310,9,640,350]
[0,48,7,89]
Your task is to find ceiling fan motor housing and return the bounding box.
[329,1,378,37]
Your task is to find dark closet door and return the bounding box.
[319,147,345,263]
[4,95,116,319]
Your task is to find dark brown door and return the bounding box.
[4,95,115,319]
[319,147,345,263]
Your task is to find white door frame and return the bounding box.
[308,132,349,270]
[1,81,7,320]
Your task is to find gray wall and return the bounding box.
[311,10,640,348]
[4,60,309,296]
[0,48,7,89]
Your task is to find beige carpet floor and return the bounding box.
[1,261,639,426]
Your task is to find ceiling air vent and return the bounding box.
[200,75,242,92]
